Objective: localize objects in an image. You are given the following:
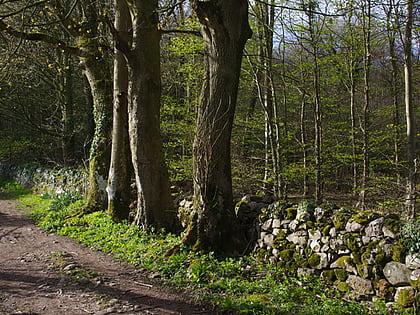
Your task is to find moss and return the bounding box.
[321,270,336,284]
[332,213,348,230]
[374,251,391,267]
[322,225,332,236]
[356,264,370,278]
[284,261,299,273]
[409,277,420,289]
[396,287,415,308]
[352,250,362,265]
[334,256,354,269]
[293,252,306,268]
[308,254,321,268]
[255,248,269,261]
[306,221,314,228]
[275,229,287,240]
[389,244,406,262]
[258,212,269,223]
[272,238,288,249]
[334,269,348,281]
[336,281,352,292]
[344,233,359,251]
[279,249,295,261]
[285,207,297,220]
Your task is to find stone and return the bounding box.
[329,227,337,237]
[309,239,321,252]
[308,229,322,241]
[406,253,420,269]
[314,207,325,222]
[297,268,317,276]
[272,219,281,229]
[331,256,357,274]
[296,201,313,222]
[410,269,420,289]
[362,235,371,245]
[382,226,397,238]
[383,261,411,286]
[346,275,374,295]
[264,233,275,248]
[280,220,291,228]
[286,230,307,246]
[364,217,384,239]
[321,244,330,253]
[346,220,364,232]
[288,220,300,231]
[262,219,273,231]
[375,279,390,298]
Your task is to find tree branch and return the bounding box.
[0,19,81,56]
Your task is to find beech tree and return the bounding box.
[185,0,252,254]
[117,0,180,231]
[106,0,132,221]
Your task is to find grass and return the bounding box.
[1,181,409,314]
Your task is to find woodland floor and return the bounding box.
[0,195,216,315]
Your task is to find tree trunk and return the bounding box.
[404,0,416,218]
[106,0,132,222]
[125,0,180,232]
[189,0,252,254]
[82,55,113,212]
[359,0,371,210]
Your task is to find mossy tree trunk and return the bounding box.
[188,0,252,255]
[106,0,132,222]
[121,0,180,232]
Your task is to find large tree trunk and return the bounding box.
[189,0,252,254]
[106,0,132,222]
[125,0,180,232]
[82,55,113,212]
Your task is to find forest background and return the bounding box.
[0,0,419,240]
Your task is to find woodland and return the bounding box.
[0,0,419,256]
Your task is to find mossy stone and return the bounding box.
[279,249,294,261]
[272,237,288,250]
[308,254,321,268]
[383,215,401,235]
[321,270,336,284]
[396,287,415,308]
[285,207,297,220]
[336,281,352,292]
[389,244,406,262]
[344,233,359,251]
[255,248,269,261]
[374,251,391,267]
[293,252,306,268]
[334,256,354,269]
[332,213,347,230]
[335,269,348,281]
[352,250,362,265]
[306,221,314,228]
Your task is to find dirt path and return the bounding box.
[0,196,216,315]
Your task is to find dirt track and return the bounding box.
[0,196,216,315]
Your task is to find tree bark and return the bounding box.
[106,0,132,222]
[124,0,180,232]
[189,0,252,254]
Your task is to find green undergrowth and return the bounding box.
[6,184,398,314]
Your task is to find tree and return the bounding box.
[118,0,180,231]
[404,0,416,218]
[106,0,132,221]
[185,0,252,254]
[0,1,113,211]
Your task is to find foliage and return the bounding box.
[15,188,393,315]
[401,218,420,256]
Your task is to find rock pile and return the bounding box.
[241,198,419,309]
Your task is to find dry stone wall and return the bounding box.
[235,197,419,309]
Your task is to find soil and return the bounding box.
[0,195,217,315]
